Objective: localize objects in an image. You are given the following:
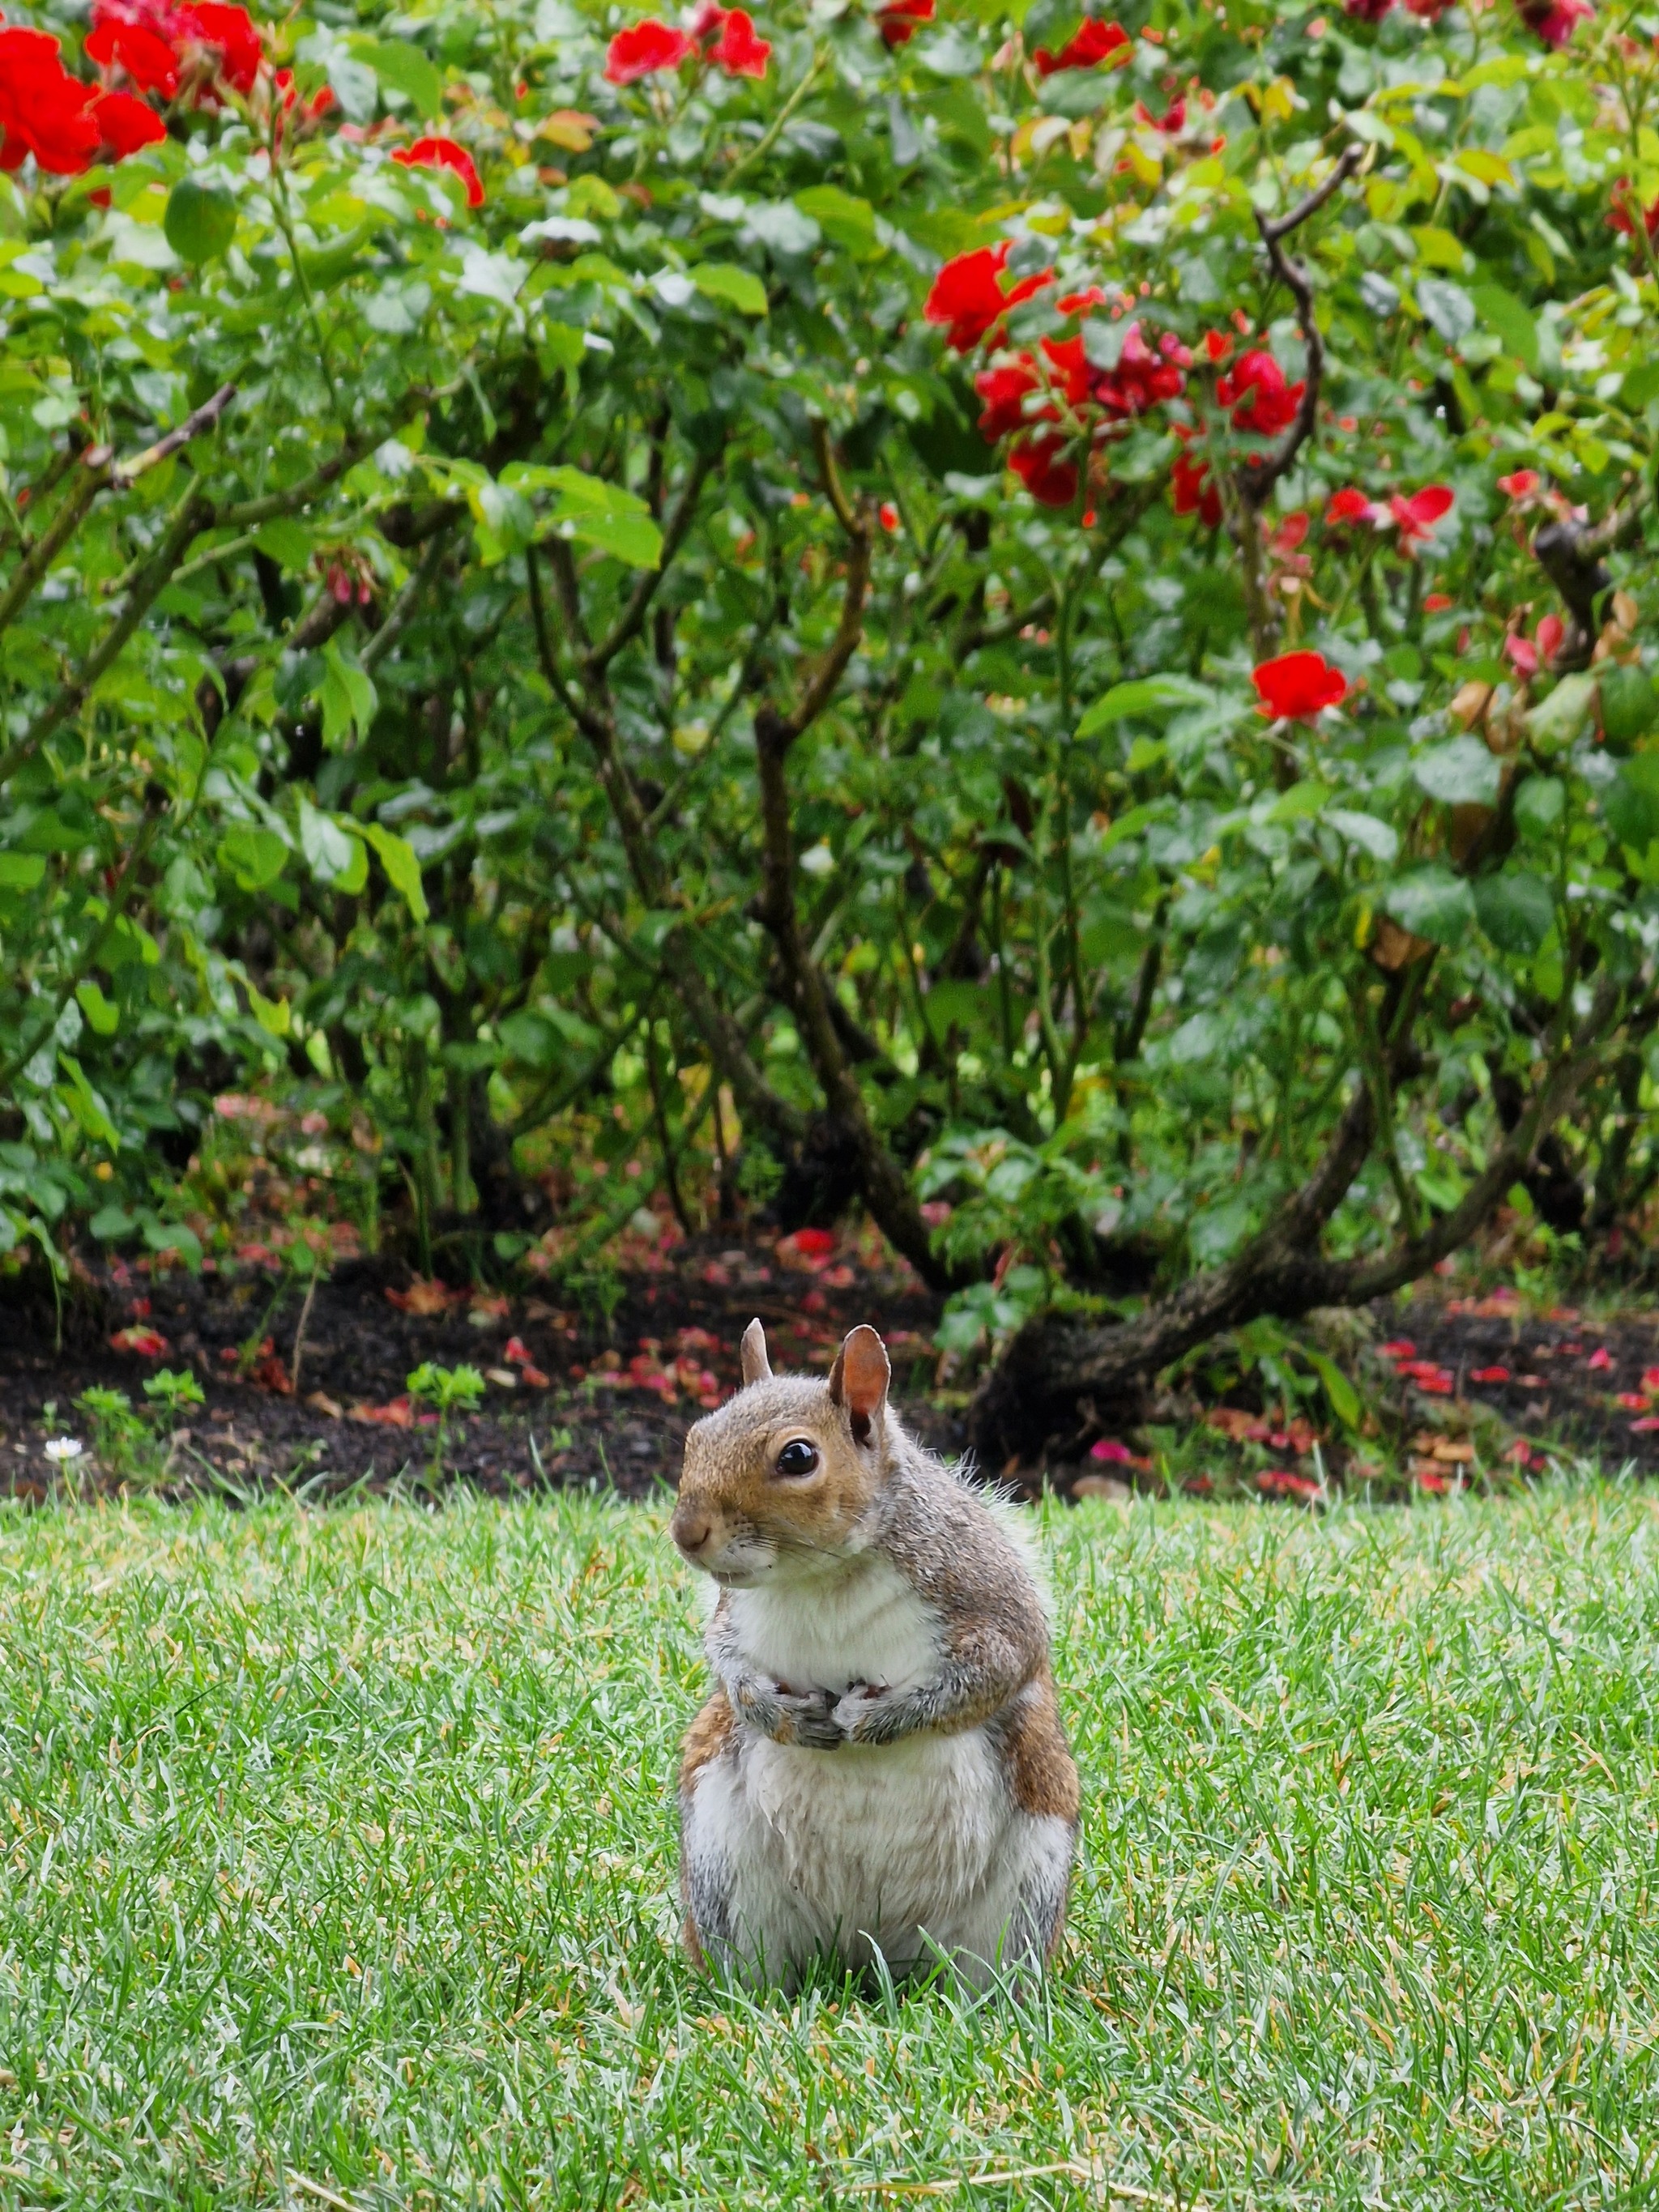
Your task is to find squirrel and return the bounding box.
[672,1317,1078,1993]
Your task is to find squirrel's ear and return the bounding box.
[740,1317,772,1387]
[829,1324,889,1446]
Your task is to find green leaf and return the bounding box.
[56,1055,118,1148]
[1268,780,1332,824]
[1383,866,1476,945]
[1604,752,1659,856]
[1326,809,1400,863]
[1076,677,1215,737]
[217,825,288,891]
[1598,663,1657,751]
[363,822,429,923]
[793,188,878,258]
[89,1204,135,1240]
[75,981,119,1036]
[1473,871,1554,955]
[1412,734,1501,808]
[358,36,444,119]
[690,262,769,316]
[253,518,313,572]
[142,1215,203,1265]
[1471,283,1539,373]
[1416,276,1475,346]
[0,851,46,889]
[164,177,237,266]
[1303,1347,1360,1431]
[319,639,378,746]
[510,464,663,570]
[298,795,362,885]
[1514,775,1564,842]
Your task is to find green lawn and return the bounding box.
[2,1481,1657,2210]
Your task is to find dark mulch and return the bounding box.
[1390,1289,1659,1469]
[3,1233,1657,1507]
[0,1233,950,1504]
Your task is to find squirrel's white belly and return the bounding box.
[689,1558,1068,1985]
[695,1726,1045,1983]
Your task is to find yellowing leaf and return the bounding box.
[1411,224,1472,274]
[1456,148,1516,188]
[535,109,599,152]
[1256,75,1301,124]
[246,982,291,1038]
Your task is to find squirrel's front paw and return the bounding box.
[775,1686,844,1751]
[832,1681,891,1742]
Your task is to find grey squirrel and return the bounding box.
[672,1319,1078,1993]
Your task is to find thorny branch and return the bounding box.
[1240,145,1364,509]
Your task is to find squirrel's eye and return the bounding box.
[775,1439,819,1478]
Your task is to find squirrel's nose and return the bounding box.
[673,1507,712,1556]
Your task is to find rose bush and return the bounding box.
[1,0,1656,1455]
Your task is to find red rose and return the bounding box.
[1009,433,1077,509]
[1092,321,1188,418]
[1384,484,1453,546]
[1325,487,1374,524]
[923,243,1051,353]
[1171,446,1222,530]
[1519,0,1592,45]
[873,0,935,47]
[1218,348,1303,437]
[85,5,181,98]
[1039,332,1091,408]
[392,134,484,205]
[89,87,168,157]
[1496,469,1539,499]
[1033,17,1128,74]
[1610,181,1659,242]
[708,6,770,75]
[1252,650,1348,720]
[975,355,1043,443]
[0,28,101,174]
[181,2,262,93]
[604,19,694,83]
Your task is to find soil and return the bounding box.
[2,1234,1657,1507]
[0,1230,952,1505]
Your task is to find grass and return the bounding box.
[2,1479,1657,2210]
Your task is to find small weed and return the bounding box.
[406,1361,484,1482]
[74,1386,153,1485]
[143,1366,205,1428]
